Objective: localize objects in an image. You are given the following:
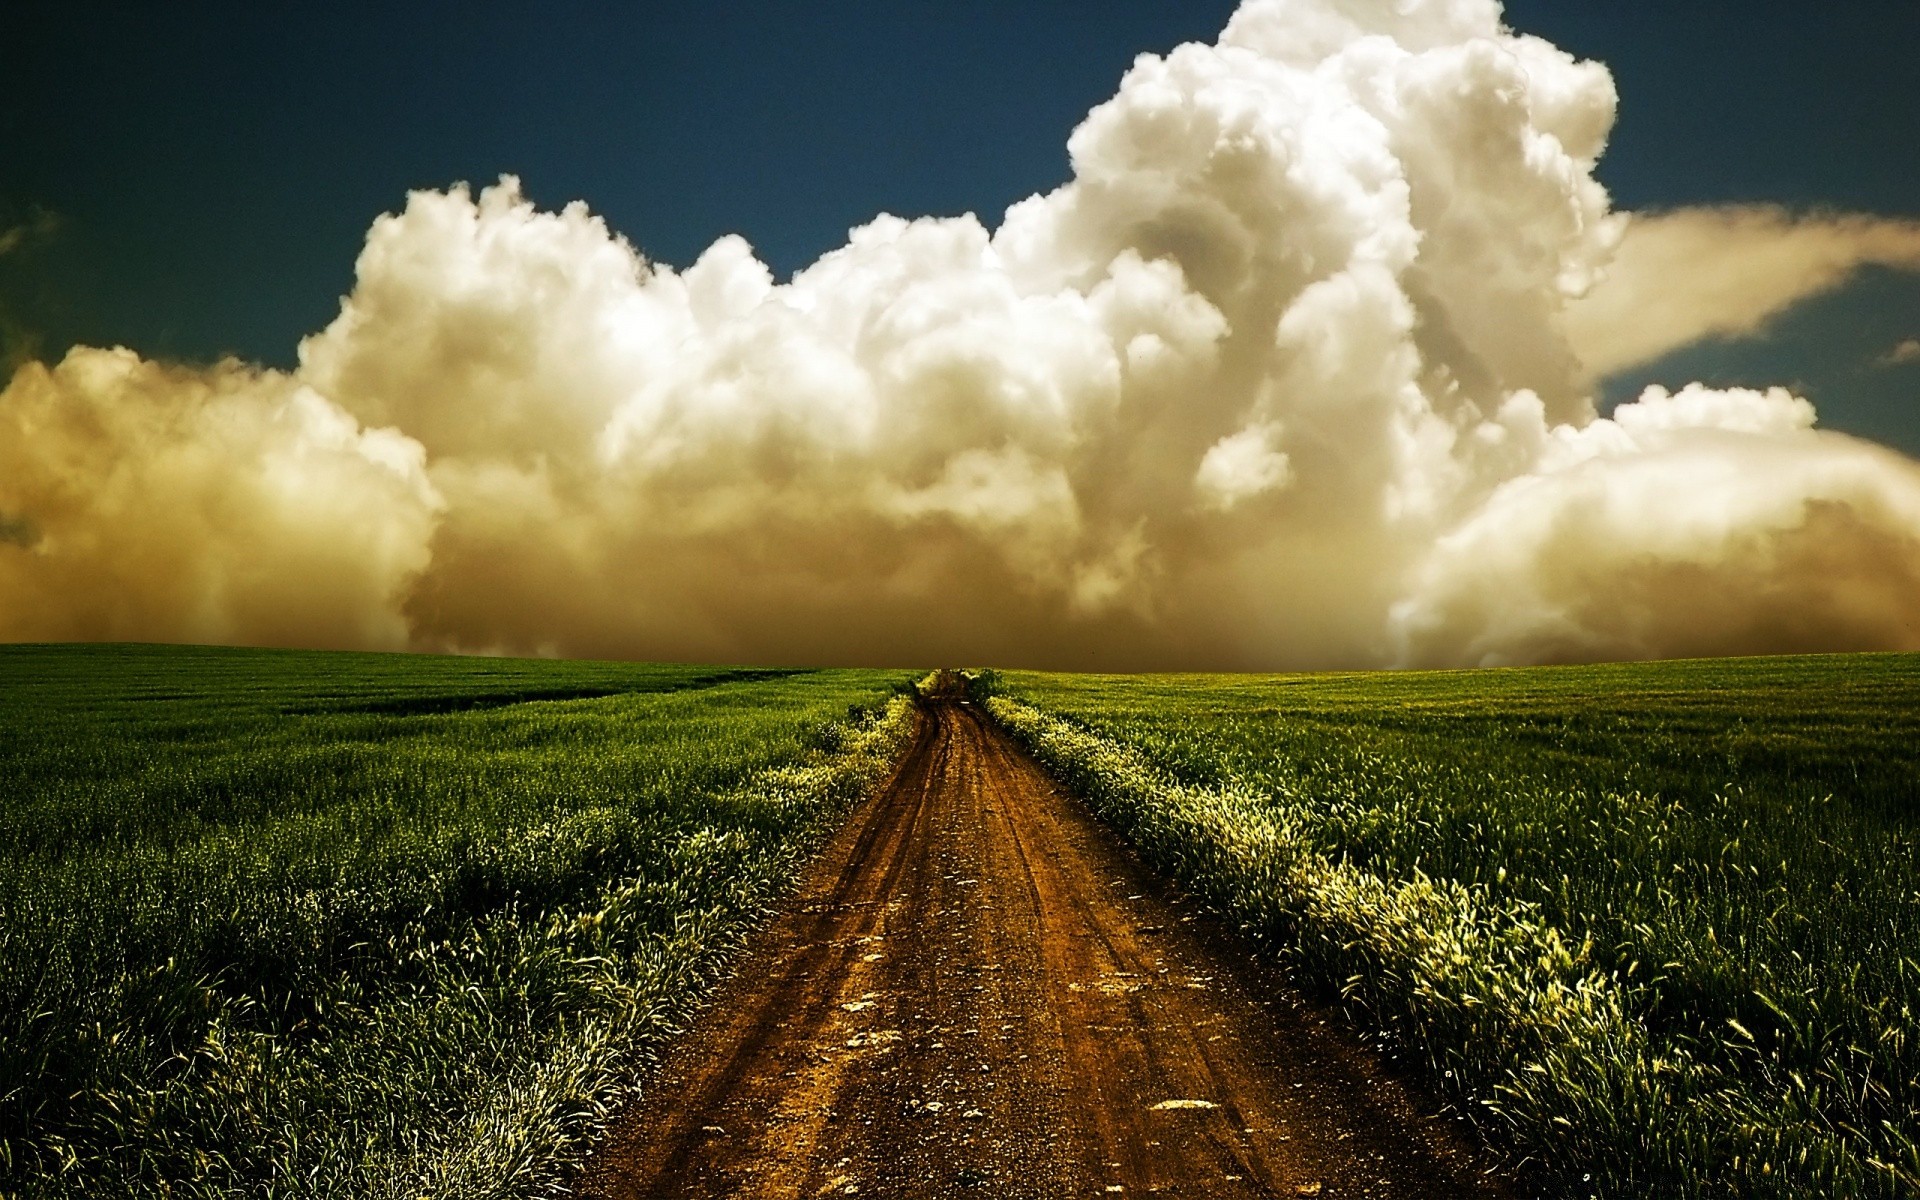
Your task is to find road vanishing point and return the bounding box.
[579,679,1504,1199]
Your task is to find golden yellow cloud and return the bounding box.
[1565,206,1920,379]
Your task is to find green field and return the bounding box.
[0,645,913,1198]
[9,647,1918,1198]
[979,656,1920,1199]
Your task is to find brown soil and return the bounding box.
[577,684,1508,1199]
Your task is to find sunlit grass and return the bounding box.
[979,655,1920,1198]
[0,644,915,1198]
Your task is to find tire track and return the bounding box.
[578,682,1503,1199]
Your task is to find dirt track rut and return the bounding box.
[579,690,1502,1199]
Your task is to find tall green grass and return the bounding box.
[978,655,1920,1198]
[0,645,915,1198]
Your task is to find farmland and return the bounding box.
[580,675,1496,1199]
[978,655,1920,1198]
[0,645,913,1198]
[7,646,1919,1199]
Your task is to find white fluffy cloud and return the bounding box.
[1392,384,1920,665]
[4,0,1919,668]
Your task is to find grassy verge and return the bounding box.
[0,645,917,1198]
[974,657,1920,1198]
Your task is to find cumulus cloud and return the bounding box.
[1392,384,1920,665]
[3,0,1920,668]
[1565,207,1920,380]
[0,350,437,649]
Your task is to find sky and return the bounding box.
[5,2,1918,448]
[2,0,1919,668]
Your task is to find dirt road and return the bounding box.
[579,689,1502,1199]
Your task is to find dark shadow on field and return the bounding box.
[282,669,813,717]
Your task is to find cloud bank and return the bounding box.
[4,0,1920,669]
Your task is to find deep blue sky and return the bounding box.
[3,2,1917,449]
